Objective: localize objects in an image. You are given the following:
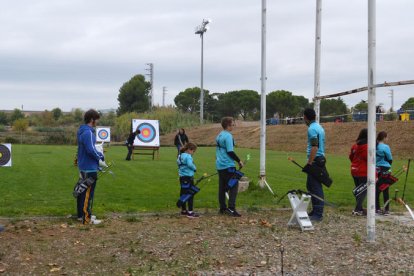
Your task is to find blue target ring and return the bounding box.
[137,123,156,143]
[98,129,109,140]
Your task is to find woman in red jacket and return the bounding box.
[349,128,368,216]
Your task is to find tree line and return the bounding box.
[117,74,414,122]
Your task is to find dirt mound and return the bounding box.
[161,121,414,158]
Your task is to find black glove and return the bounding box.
[302,164,312,173]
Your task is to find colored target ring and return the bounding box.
[137,123,157,143]
[98,129,109,140]
[0,144,11,166]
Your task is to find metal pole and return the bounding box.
[200,33,204,124]
[389,89,394,112]
[162,86,167,107]
[314,0,322,123]
[367,0,376,243]
[259,0,267,180]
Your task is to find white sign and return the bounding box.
[0,143,12,167]
[96,127,111,142]
[132,119,160,147]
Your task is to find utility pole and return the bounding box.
[145,63,154,110]
[389,89,394,112]
[162,86,167,107]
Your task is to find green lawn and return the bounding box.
[0,144,413,217]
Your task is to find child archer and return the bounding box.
[177,142,199,218]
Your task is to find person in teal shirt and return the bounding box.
[216,117,244,217]
[303,108,326,221]
[177,142,199,218]
[376,131,393,215]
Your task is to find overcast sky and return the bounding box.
[0,0,413,112]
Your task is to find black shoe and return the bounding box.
[309,215,322,222]
[219,208,227,214]
[225,208,241,217]
[187,212,200,218]
[181,210,189,216]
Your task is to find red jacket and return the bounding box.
[349,142,368,177]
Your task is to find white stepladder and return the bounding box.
[287,192,314,231]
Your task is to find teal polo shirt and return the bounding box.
[215,130,236,170]
[307,121,325,158]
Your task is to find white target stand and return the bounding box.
[287,192,314,231]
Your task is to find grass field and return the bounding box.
[0,144,413,217]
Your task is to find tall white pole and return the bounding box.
[200,34,205,124]
[259,0,267,180]
[367,0,377,242]
[314,0,322,123]
[162,86,167,107]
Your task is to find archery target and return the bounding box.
[132,119,160,147]
[96,127,111,142]
[0,144,12,167]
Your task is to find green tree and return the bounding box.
[72,108,84,123]
[40,110,55,126]
[51,108,63,121]
[319,98,348,116]
[174,87,217,120]
[13,118,29,132]
[10,108,25,123]
[266,90,309,118]
[0,111,8,125]
[13,118,29,144]
[401,97,414,110]
[216,90,260,120]
[117,74,150,115]
[99,111,116,126]
[174,87,205,113]
[353,100,368,111]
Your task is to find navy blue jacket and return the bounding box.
[77,125,103,172]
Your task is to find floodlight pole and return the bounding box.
[367,0,377,243]
[195,19,211,124]
[314,0,322,123]
[258,0,275,196]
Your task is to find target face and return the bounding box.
[132,119,160,147]
[0,144,12,167]
[137,123,156,143]
[96,127,111,142]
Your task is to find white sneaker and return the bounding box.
[90,218,102,225]
[91,215,96,220]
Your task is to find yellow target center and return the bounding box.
[143,129,150,136]
[0,153,2,158]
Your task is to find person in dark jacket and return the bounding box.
[349,128,368,216]
[125,127,141,161]
[174,128,189,154]
[76,109,105,225]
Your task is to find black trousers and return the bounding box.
[126,144,133,160]
[77,171,97,224]
[353,176,367,212]
[179,176,194,211]
[376,167,390,211]
[218,168,238,210]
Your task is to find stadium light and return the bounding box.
[195,19,211,124]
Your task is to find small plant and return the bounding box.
[126,216,142,223]
[352,231,362,245]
